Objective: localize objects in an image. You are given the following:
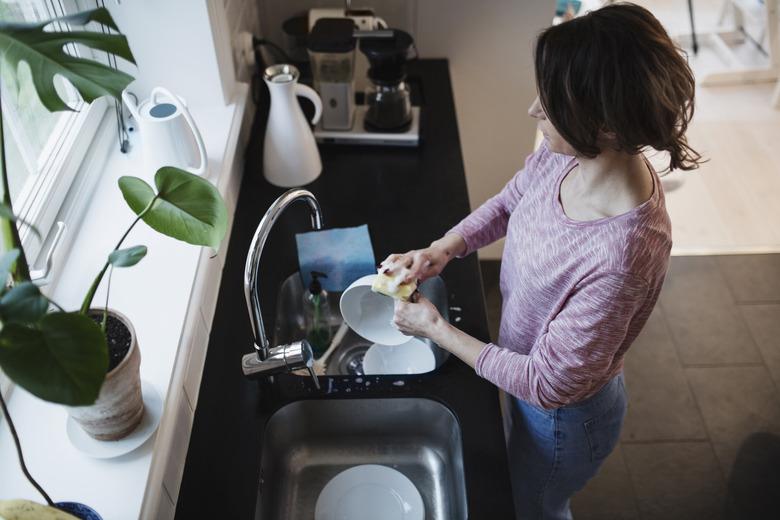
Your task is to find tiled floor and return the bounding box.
[479,254,780,520]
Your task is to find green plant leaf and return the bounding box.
[0,7,135,111]
[0,249,20,287]
[119,167,227,249]
[108,245,147,267]
[0,312,108,405]
[0,281,48,324]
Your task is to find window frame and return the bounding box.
[2,0,118,269]
[16,97,109,264]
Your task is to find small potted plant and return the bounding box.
[0,7,226,517]
[66,163,227,440]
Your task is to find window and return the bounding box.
[1,0,111,266]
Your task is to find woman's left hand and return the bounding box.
[392,294,444,339]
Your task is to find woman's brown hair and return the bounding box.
[534,2,702,171]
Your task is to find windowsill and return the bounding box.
[0,83,251,518]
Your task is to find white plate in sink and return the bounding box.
[315,464,424,520]
[363,338,436,375]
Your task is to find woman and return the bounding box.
[383,3,701,519]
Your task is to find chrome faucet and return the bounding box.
[241,189,323,388]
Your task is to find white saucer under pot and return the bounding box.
[66,379,162,459]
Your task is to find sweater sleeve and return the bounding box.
[474,271,649,409]
[446,142,549,257]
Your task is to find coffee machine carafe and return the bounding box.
[359,29,416,132]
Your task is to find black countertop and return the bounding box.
[176,59,515,519]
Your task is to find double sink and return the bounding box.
[243,190,468,519]
[256,272,467,520]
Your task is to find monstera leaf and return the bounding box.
[119,167,228,249]
[0,312,108,406]
[0,7,135,111]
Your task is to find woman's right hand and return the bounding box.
[380,234,466,284]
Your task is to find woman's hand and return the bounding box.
[394,292,487,369]
[380,234,466,284]
[392,294,445,339]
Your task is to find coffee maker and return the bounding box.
[308,19,420,147]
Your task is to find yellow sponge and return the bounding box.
[371,272,417,301]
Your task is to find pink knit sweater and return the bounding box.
[448,142,671,409]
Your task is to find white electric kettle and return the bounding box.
[122,87,208,177]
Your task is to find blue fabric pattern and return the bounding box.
[296,224,376,292]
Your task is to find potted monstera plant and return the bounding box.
[0,8,226,519]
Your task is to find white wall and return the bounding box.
[107,0,260,108]
[255,0,552,258]
[414,0,552,258]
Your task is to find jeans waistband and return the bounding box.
[556,372,624,418]
[516,372,625,420]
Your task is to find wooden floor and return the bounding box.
[631,1,780,254]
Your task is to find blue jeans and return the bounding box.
[507,374,627,520]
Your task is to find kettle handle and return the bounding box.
[150,87,208,176]
[121,89,142,121]
[294,83,322,126]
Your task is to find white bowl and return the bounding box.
[340,274,409,346]
[363,338,436,375]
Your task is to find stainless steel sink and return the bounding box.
[273,273,450,375]
[255,398,467,519]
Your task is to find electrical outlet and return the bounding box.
[233,30,256,83]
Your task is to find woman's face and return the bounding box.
[528,96,578,156]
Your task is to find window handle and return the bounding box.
[31,222,66,287]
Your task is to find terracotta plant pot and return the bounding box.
[68,309,144,441]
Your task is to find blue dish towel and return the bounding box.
[295,224,376,292]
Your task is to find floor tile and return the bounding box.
[572,445,640,520]
[740,304,780,388]
[622,307,708,442]
[659,256,762,365]
[686,366,780,476]
[623,441,727,520]
[717,254,780,303]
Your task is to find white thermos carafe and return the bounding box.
[263,64,323,187]
[122,87,207,178]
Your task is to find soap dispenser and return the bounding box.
[303,271,333,356]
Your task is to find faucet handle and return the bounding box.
[282,340,315,372]
[242,340,317,382]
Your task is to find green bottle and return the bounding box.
[303,271,333,357]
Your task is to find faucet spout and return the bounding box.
[244,189,323,360]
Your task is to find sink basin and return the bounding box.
[273,273,450,375]
[255,398,467,519]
